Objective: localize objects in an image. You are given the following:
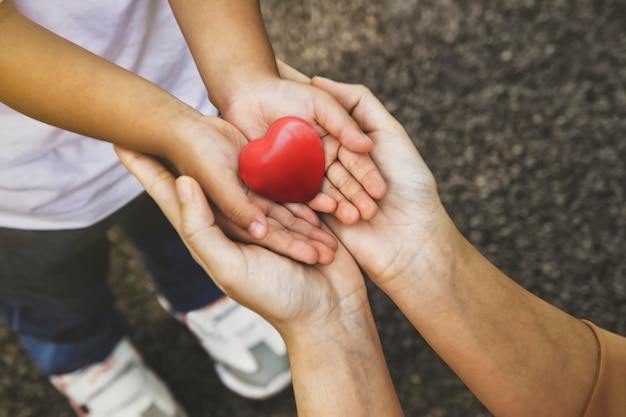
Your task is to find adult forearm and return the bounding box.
[167,0,278,111]
[0,4,201,159]
[283,307,404,417]
[381,230,597,417]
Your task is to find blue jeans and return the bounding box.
[0,194,224,376]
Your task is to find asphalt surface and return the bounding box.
[1,0,625,416]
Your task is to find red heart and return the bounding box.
[239,116,325,203]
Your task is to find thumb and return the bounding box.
[276,59,311,83]
[309,85,374,153]
[175,176,243,285]
[311,76,403,137]
[206,173,269,240]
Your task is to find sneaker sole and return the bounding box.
[215,363,292,400]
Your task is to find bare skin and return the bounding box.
[118,66,599,417]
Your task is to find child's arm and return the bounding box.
[0,3,197,158]
[167,0,278,113]
[167,0,388,224]
[0,2,336,264]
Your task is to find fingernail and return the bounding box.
[312,75,333,86]
[176,177,193,202]
[360,133,374,146]
[248,220,267,239]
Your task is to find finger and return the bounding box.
[200,166,270,241]
[212,198,338,265]
[115,146,181,226]
[214,214,320,265]
[326,161,378,221]
[338,146,388,200]
[265,203,339,251]
[283,202,325,226]
[296,234,336,265]
[319,180,361,225]
[175,176,244,285]
[214,184,341,262]
[322,134,341,171]
[312,76,431,186]
[276,59,311,83]
[311,76,401,137]
[247,192,325,228]
[255,220,337,265]
[191,118,270,240]
[312,90,374,153]
[247,193,338,250]
[305,192,338,214]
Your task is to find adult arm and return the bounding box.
[316,75,602,417]
[116,146,404,417]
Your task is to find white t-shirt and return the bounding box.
[0,0,217,230]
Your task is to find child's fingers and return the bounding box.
[326,161,378,221]
[337,147,388,200]
[280,201,323,227]
[304,192,338,215]
[265,203,339,252]
[205,169,270,240]
[318,182,361,225]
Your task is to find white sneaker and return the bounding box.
[50,339,187,417]
[161,296,291,400]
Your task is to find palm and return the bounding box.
[197,237,365,330]
[116,145,366,330]
[221,79,321,139]
[172,116,247,200]
[323,124,448,285]
[220,78,387,224]
[120,117,337,265]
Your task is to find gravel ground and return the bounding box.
[1,0,625,416]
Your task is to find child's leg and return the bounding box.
[0,220,126,376]
[120,194,224,314]
[120,195,292,400]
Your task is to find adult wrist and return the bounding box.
[281,297,403,417]
[282,308,379,382]
[375,216,465,306]
[280,289,374,352]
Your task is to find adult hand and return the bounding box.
[115,145,403,417]
[308,76,458,290]
[118,120,337,266]
[313,77,600,417]
[116,146,364,335]
[219,66,388,225]
[167,0,385,224]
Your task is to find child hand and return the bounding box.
[116,117,338,266]
[219,64,387,225]
[116,145,365,334]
